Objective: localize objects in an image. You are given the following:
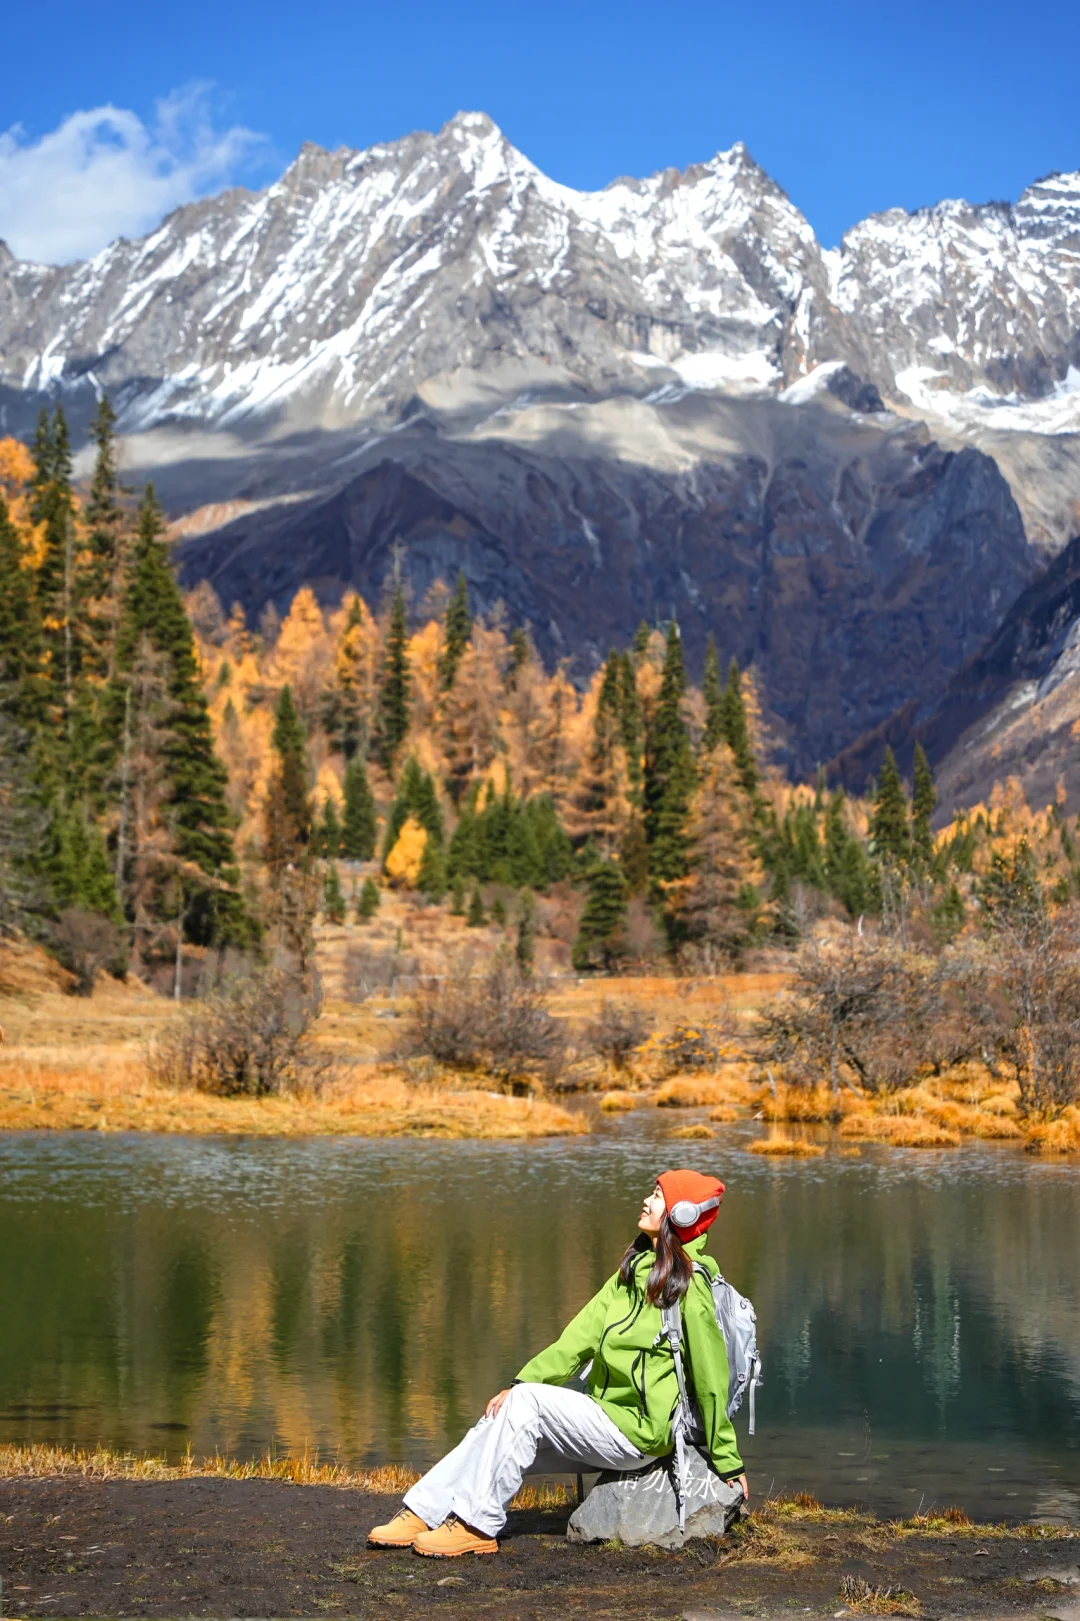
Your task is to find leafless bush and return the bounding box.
[584,1000,654,1069]
[756,934,943,1094]
[343,939,420,1001]
[404,954,566,1092]
[657,1021,722,1074]
[980,906,1080,1116]
[53,909,126,996]
[147,964,332,1096]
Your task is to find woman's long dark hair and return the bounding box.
[619,1218,693,1308]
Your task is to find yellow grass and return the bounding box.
[758,1082,837,1122]
[599,1090,640,1112]
[0,1444,571,1508]
[653,1067,755,1108]
[839,1114,961,1148]
[669,1122,716,1140]
[1025,1106,1080,1155]
[748,1135,826,1158]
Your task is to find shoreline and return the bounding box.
[0,1448,1075,1620]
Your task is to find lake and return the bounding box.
[1,1120,1078,1524]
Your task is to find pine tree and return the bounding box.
[911,742,937,864]
[669,743,761,961]
[341,758,377,859]
[632,620,651,658]
[417,831,448,900]
[823,791,872,917]
[572,857,628,971]
[375,583,411,770]
[702,635,724,751]
[357,875,380,920]
[450,873,467,915]
[266,684,310,859]
[617,651,643,799]
[466,883,486,927]
[492,893,507,927]
[323,860,346,923]
[438,570,471,690]
[643,622,696,887]
[507,626,530,690]
[719,658,758,797]
[320,796,342,859]
[566,651,625,854]
[516,889,536,971]
[32,405,78,730]
[0,497,46,728]
[870,747,910,865]
[82,394,125,681]
[115,486,246,943]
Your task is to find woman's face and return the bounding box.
[638,1182,666,1236]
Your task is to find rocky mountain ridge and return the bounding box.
[1,112,1078,786]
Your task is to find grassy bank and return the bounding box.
[1,1445,1075,1620]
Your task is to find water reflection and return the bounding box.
[0,1128,1078,1522]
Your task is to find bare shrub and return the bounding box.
[584,1001,654,1070]
[148,965,331,1097]
[343,939,420,1001]
[980,906,1080,1116]
[756,934,942,1095]
[53,909,125,996]
[404,954,566,1092]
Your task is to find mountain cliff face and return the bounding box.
[2,111,1076,772]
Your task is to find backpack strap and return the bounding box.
[661,1299,692,1532]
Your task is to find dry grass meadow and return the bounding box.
[1,918,1076,1152]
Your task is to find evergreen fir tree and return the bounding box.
[492,894,507,927]
[870,747,910,865]
[417,831,448,900]
[632,620,651,658]
[911,742,937,863]
[572,857,628,970]
[341,758,377,859]
[449,873,467,915]
[82,394,125,681]
[323,860,346,923]
[32,405,78,729]
[320,796,342,859]
[515,889,536,971]
[115,485,246,943]
[702,635,724,751]
[357,875,380,920]
[438,570,471,690]
[507,626,530,690]
[267,684,311,854]
[466,883,486,927]
[375,583,411,770]
[617,651,643,799]
[719,658,758,797]
[0,498,46,728]
[643,622,696,887]
[44,799,121,919]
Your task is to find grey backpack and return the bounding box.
[662,1262,762,1529]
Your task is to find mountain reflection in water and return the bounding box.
[0,1128,1077,1524]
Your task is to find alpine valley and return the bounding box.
[3,111,1080,793]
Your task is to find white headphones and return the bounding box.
[669,1195,720,1228]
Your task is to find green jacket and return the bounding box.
[516,1235,743,1478]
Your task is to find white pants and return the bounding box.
[403,1381,649,1537]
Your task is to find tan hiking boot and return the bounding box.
[367,1507,428,1547]
[412,1515,499,1558]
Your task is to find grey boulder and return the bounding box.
[566,1447,745,1548]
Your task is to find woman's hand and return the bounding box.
[734,1473,749,1502]
[485,1388,512,1419]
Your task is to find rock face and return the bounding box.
[833,534,1080,813]
[172,401,1035,772]
[1,111,1076,765]
[566,1447,745,1548]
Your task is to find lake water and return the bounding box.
[1,1120,1078,1524]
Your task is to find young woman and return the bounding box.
[368,1167,748,1557]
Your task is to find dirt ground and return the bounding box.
[1,1477,1077,1620]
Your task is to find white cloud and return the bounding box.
[0,84,267,265]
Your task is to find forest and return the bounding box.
[3,400,1080,1141]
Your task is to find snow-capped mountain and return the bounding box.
[2,112,1077,452]
[2,113,1078,782]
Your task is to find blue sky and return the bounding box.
[2,0,1078,261]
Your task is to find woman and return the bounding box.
[368,1167,748,1558]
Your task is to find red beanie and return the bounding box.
[658,1168,725,1242]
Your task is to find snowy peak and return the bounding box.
[0,116,1077,463]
